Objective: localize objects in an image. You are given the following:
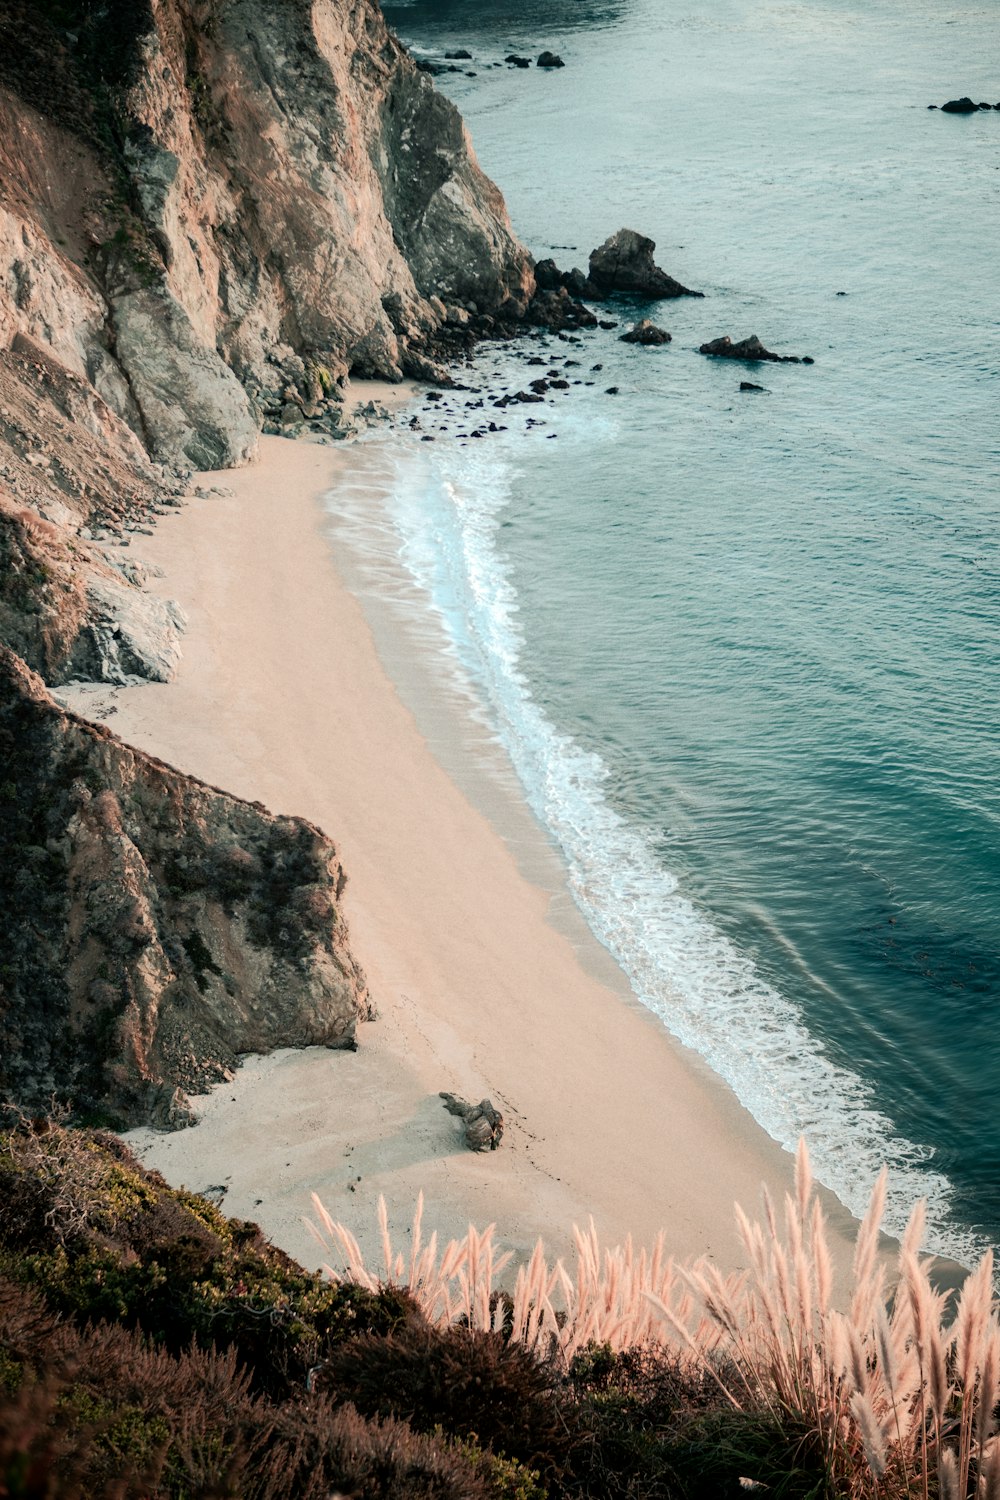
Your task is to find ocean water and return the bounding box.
[363,0,1000,1261]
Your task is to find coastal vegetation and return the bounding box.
[2,1123,995,1500]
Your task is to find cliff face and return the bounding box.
[0,0,535,1125]
[0,650,369,1127]
[0,0,534,473]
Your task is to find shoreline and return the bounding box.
[63,397,863,1281]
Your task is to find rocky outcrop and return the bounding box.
[589,229,702,299]
[534,258,603,302]
[0,649,369,1127]
[0,336,174,534]
[527,287,598,331]
[0,335,187,687]
[0,495,185,686]
[699,334,814,364]
[537,53,565,69]
[621,319,671,345]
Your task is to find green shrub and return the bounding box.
[317,1320,582,1486]
[0,1125,419,1405]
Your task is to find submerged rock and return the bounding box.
[589,228,703,299]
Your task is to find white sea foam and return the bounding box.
[328,420,984,1269]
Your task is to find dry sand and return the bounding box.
[63,389,863,1283]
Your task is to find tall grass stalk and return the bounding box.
[310,1142,1000,1498]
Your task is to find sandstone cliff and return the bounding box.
[0,649,370,1127]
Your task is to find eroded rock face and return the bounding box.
[0,650,370,1127]
[0,0,534,467]
[589,228,702,299]
[0,495,185,686]
[110,288,258,471]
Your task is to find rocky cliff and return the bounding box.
[0,649,369,1127]
[0,0,536,1124]
[0,0,534,473]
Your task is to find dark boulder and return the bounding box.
[739,381,766,392]
[533,258,563,291]
[495,390,545,407]
[620,319,671,345]
[589,228,702,299]
[415,59,461,76]
[940,96,979,113]
[562,266,603,299]
[505,54,531,68]
[532,259,603,300]
[699,334,813,364]
[528,286,598,331]
[537,52,565,68]
[444,49,472,59]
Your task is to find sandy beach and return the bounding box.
[61,391,862,1283]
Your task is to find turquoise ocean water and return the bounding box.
[367,0,999,1261]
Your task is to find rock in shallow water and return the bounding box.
[699,334,814,364]
[589,228,702,299]
[620,318,671,345]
